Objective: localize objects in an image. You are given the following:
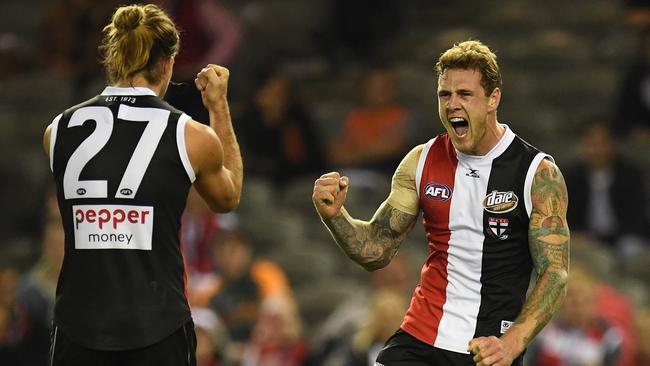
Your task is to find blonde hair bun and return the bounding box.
[112,5,145,32]
[100,4,179,85]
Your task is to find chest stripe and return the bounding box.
[435,148,493,352]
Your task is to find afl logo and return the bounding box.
[76,188,86,195]
[424,183,452,201]
[483,190,518,213]
[120,188,133,196]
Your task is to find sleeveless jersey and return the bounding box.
[47,87,196,350]
[400,127,552,353]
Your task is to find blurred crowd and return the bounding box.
[1,0,650,365]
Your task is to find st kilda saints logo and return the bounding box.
[424,183,452,202]
[488,217,511,240]
[482,190,518,213]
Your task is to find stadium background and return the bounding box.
[0,0,649,365]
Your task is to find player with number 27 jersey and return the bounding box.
[47,86,195,350]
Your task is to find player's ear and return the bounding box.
[163,57,174,74]
[488,87,500,112]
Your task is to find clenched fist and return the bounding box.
[312,172,349,220]
[468,336,516,366]
[194,64,229,109]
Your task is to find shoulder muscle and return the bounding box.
[386,144,423,215]
[529,158,569,271]
[185,119,224,176]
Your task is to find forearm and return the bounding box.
[503,160,571,353]
[207,98,243,190]
[501,159,570,358]
[323,208,392,271]
[501,264,568,356]
[322,202,415,271]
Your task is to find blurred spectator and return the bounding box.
[11,215,65,366]
[193,307,231,366]
[570,241,640,366]
[307,254,414,366]
[526,263,623,366]
[615,31,650,141]
[195,230,292,363]
[182,188,223,275]
[0,248,22,365]
[0,31,34,81]
[237,67,328,186]
[161,0,243,124]
[623,0,650,32]
[40,0,118,101]
[565,121,649,265]
[342,289,407,366]
[241,296,307,366]
[329,66,413,176]
[0,242,39,366]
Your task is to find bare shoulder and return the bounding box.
[185,119,223,173]
[186,119,219,142]
[387,144,424,216]
[394,144,425,178]
[43,124,52,156]
[406,143,425,166]
[535,158,562,178]
[531,158,567,208]
[529,157,569,247]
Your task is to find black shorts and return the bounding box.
[49,321,197,366]
[375,328,523,366]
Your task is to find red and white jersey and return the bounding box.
[400,126,552,353]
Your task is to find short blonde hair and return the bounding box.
[435,40,502,96]
[99,4,179,84]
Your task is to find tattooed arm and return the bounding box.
[469,158,569,366]
[312,171,418,271]
[313,147,421,271]
[323,201,417,271]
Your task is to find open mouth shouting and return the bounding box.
[449,117,469,137]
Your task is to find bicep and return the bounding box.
[186,121,238,212]
[528,159,570,274]
[372,145,421,239]
[369,201,418,242]
[386,144,422,216]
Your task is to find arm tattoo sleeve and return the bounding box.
[513,160,570,346]
[323,201,417,271]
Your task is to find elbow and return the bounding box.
[542,267,569,302]
[357,244,399,272]
[362,263,386,272]
[555,267,569,286]
[223,194,241,212]
[557,268,569,295]
[359,257,391,272]
[207,194,241,213]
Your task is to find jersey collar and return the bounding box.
[101,86,157,96]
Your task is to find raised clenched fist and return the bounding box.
[312,172,349,220]
[194,64,229,108]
